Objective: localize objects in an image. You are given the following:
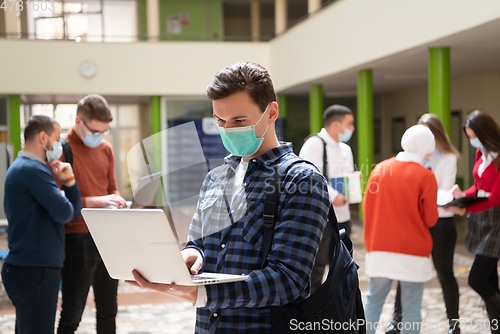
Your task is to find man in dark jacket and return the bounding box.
[2,115,82,334]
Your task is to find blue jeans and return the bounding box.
[1,263,61,334]
[364,277,424,334]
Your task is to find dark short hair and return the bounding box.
[24,115,59,142]
[464,110,500,154]
[206,62,277,112]
[323,104,353,128]
[77,94,113,123]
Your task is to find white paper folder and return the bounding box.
[330,171,362,204]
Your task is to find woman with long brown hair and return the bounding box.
[448,110,500,333]
[386,114,461,334]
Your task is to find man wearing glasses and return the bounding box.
[57,94,127,334]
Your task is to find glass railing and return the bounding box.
[0,0,338,43]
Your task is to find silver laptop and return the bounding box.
[81,208,249,286]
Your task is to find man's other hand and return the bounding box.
[333,193,349,206]
[86,194,127,208]
[125,270,198,304]
[49,161,74,181]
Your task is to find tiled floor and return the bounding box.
[0,216,495,333]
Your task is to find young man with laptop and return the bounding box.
[127,62,333,333]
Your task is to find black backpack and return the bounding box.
[262,157,366,334]
[304,134,329,179]
[60,138,73,167]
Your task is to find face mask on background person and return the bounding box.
[470,137,483,149]
[339,124,353,143]
[218,107,270,157]
[79,119,104,148]
[81,132,103,148]
[45,137,63,162]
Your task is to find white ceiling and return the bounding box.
[281,17,500,97]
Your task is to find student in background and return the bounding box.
[386,114,461,334]
[2,115,82,334]
[447,110,500,333]
[57,95,127,334]
[363,125,438,334]
[299,104,355,293]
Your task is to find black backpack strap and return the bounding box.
[60,138,73,167]
[304,134,328,180]
[261,160,281,268]
[261,157,339,268]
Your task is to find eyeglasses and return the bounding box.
[81,118,111,137]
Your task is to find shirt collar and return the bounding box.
[223,142,293,169]
[18,151,46,164]
[318,128,339,146]
[67,127,84,145]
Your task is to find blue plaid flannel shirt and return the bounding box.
[186,143,331,334]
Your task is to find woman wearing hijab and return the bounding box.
[363,125,439,334]
[387,114,461,334]
[447,110,500,333]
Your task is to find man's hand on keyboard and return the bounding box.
[182,248,204,274]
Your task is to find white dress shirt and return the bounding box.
[427,149,457,218]
[299,128,354,223]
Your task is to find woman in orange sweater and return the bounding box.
[363,125,439,334]
[387,114,461,334]
[447,110,500,332]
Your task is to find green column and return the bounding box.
[8,95,22,157]
[429,47,451,135]
[150,96,162,204]
[150,95,161,171]
[277,94,288,119]
[277,94,288,140]
[138,0,148,41]
[150,96,161,135]
[309,84,323,134]
[357,69,374,220]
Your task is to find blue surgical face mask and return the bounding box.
[470,137,483,149]
[45,137,63,162]
[218,107,270,157]
[81,132,103,148]
[339,125,353,143]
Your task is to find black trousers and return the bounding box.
[1,263,61,334]
[57,233,119,334]
[469,254,499,299]
[310,220,351,294]
[395,217,460,321]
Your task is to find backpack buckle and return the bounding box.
[263,214,274,228]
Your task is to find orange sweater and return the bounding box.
[62,128,118,234]
[363,158,438,257]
